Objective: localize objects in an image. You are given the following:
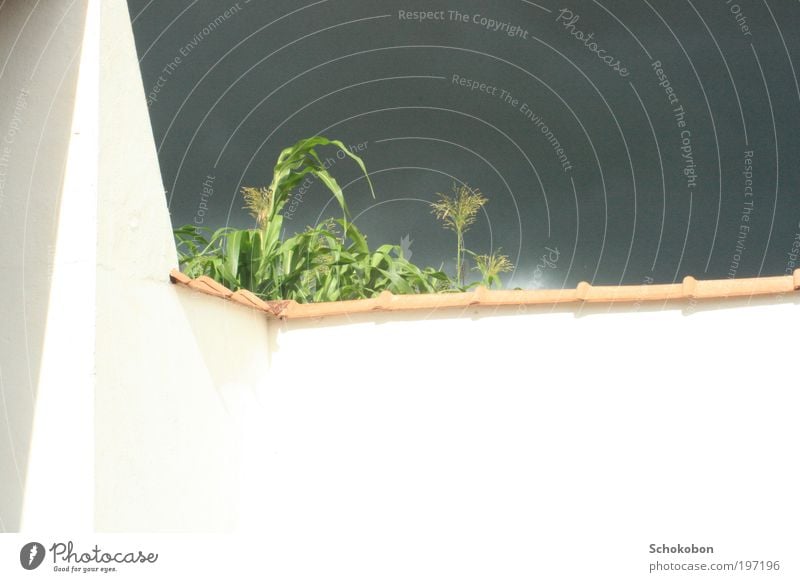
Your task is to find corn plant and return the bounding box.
[175,219,452,302]
[471,250,514,289]
[243,136,373,229]
[175,136,455,302]
[429,183,487,286]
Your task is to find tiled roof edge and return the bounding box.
[169,268,800,320]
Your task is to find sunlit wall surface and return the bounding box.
[0,0,88,533]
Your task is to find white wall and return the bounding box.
[0,0,88,532]
[0,0,275,534]
[95,281,800,559]
[92,0,271,532]
[251,297,800,579]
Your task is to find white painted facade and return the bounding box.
[0,5,798,579]
[0,0,90,533]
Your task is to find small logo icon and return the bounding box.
[400,234,413,260]
[20,542,45,570]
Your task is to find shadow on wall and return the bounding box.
[93,281,271,532]
[0,0,88,531]
[174,286,272,410]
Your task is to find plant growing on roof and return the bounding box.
[245,136,373,230]
[429,183,487,287]
[174,136,454,303]
[472,250,514,289]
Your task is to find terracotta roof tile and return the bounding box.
[229,289,269,310]
[169,270,192,285]
[187,276,233,299]
[169,268,800,320]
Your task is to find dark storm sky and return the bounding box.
[127,0,800,289]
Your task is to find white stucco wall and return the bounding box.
[3,4,799,578]
[92,0,271,532]
[0,0,275,535]
[246,297,799,578]
[94,281,800,554]
[0,0,89,533]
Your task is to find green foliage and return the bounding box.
[253,136,374,229]
[175,136,515,303]
[175,136,455,303]
[175,220,452,303]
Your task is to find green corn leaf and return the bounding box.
[224,230,243,280]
